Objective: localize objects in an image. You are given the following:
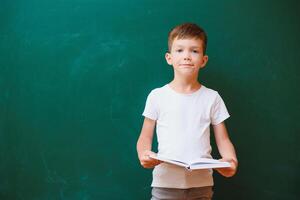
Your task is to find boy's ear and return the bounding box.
[165,52,172,65]
[200,55,209,68]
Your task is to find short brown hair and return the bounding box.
[168,23,207,54]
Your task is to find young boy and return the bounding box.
[137,23,238,200]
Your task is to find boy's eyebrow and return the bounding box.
[174,45,201,49]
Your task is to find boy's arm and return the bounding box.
[137,117,161,168]
[213,122,238,177]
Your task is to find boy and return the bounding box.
[137,23,238,200]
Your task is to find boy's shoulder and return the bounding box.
[202,85,220,96]
[148,84,168,95]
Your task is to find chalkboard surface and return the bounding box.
[1,0,299,199]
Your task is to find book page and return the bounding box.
[149,155,188,168]
[189,159,230,170]
[190,158,228,165]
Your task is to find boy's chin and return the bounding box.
[176,71,199,78]
[176,67,199,74]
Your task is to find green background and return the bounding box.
[1,0,299,199]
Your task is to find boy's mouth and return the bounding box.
[179,64,194,67]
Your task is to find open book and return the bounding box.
[150,155,231,170]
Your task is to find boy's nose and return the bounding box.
[183,52,191,60]
[184,55,191,60]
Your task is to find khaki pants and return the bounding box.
[151,186,213,200]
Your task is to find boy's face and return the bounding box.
[165,38,208,77]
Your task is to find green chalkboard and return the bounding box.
[1,0,299,199]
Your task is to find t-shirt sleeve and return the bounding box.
[210,93,230,125]
[142,91,159,120]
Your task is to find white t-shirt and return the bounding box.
[142,84,230,188]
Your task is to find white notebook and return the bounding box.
[150,154,231,170]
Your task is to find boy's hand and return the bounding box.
[138,150,162,169]
[215,158,238,177]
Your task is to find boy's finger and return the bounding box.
[143,155,151,161]
[148,151,157,157]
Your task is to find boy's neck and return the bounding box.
[169,77,201,94]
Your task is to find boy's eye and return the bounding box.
[176,49,183,52]
[192,50,199,53]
